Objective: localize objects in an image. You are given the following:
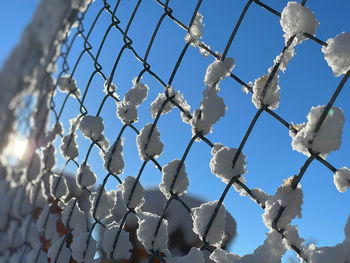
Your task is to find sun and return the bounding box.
[2,134,28,164]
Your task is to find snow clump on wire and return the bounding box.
[48,236,72,263]
[50,174,68,199]
[71,233,97,262]
[252,73,280,110]
[210,146,247,184]
[60,117,79,160]
[159,159,189,199]
[79,115,106,142]
[210,231,286,263]
[57,74,81,98]
[61,199,87,236]
[322,32,350,77]
[185,13,204,46]
[204,57,234,87]
[150,86,191,123]
[191,200,226,247]
[191,56,234,136]
[102,223,132,260]
[103,139,124,175]
[333,167,350,193]
[89,186,116,220]
[291,106,345,157]
[304,215,350,263]
[103,79,118,95]
[280,1,319,45]
[121,176,145,209]
[137,211,168,253]
[117,77,149,124]
[168,247,204,263]
[77,162,97,188]
[137,123,164,160]
[262,177,303,230]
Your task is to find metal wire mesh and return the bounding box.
[1,0,349,262]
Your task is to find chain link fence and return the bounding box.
[0,0,349,262]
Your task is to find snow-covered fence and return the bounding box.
[0,0,350,262]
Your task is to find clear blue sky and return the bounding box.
[1,1,349,262]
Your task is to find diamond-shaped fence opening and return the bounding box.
[0,0,349,262]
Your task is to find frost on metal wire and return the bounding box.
[280,1,319,45]
[137,123,164,160]
[262,177,303,230]
[191,200,226,247]
[291,106,345,157]
[121,176,145,209]
[137,211,169,253]
[117,77,149,124]
[322,32,350,77]
[57,74,81,98]
[333,167,350,193]
[159,159,189,199]
[150,86,191,124]
[77,162,97,187]
[102,223,132,260]
[191,57,234,136]
[210,231,286,263]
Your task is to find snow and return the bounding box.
[121,176,145,209]
[103,79,117,95]
[252,73,280,110]
[27,246,48,263]
[282,225,305,251]
[137,123,164,160]
[333,167,350,193]
[47,236,72,263]
[137,211,169,253]
[89,185,116,219]
[185,13,204,46]
[291,106,345,157]
[262,177,303,230]
[210,146,247,183]
[20,215,40,246]
[102,223,132,260]
[172,247,204,263]
[79,115,106,142]
[103,139,124,174]
[117,101,138,124]
[204,57,235,87]
[280,2,319,45]
[117,77,148,124]
[36,204,59,241]
[191,200,226,247]
[273,45,296,73]
[8,221,23,247]
[57,74,81,98]
[43,144,55,171]
[210,230,286,263]
[50,174,68,199]
[61,199,87,235]
[131,189,236,248]
[322,32,350,77]
[150,86,191,123]
[125,77,149,106]
[27,152,41,181]
[71,232,97,262]
[77,162,97,188]
[159,159,189,199]
[191,88,226,136]
[71,0,94,12]
[60,133,78,159]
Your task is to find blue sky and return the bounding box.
[1,0,349,262]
